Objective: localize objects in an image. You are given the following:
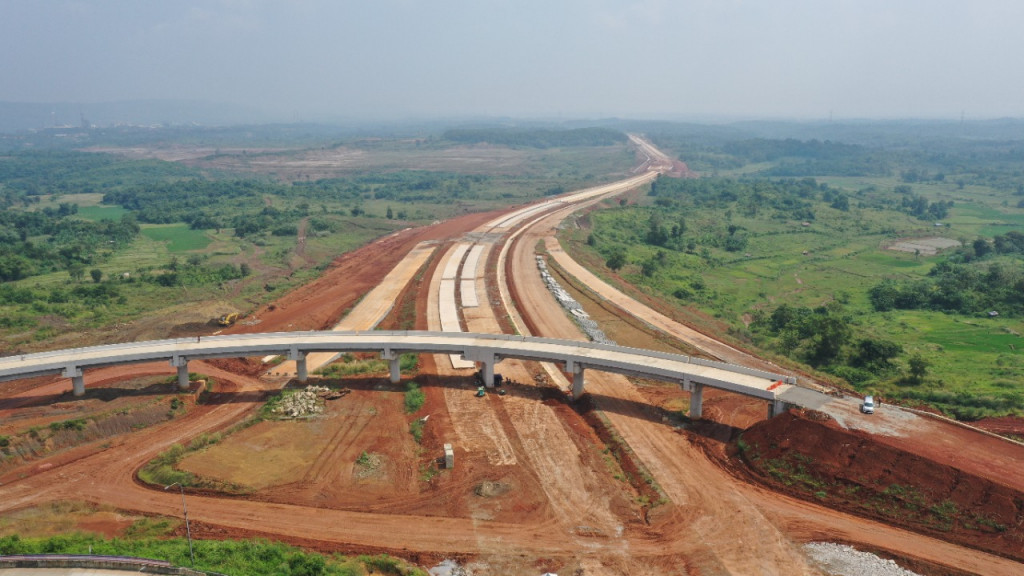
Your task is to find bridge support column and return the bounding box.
[381,350,401,384]
[289,349,308,382]
[682,379,704,419]
[462,349,500,388]
[170,357,190,390]
[564,360,586,400]
[64,367,85,396]
[572,369,586,400]
[481,356,495,388]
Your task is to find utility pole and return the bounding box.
[164,482,195,567]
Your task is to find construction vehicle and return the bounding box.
[218,312,241,326]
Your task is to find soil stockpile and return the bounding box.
[737,409,1024,561]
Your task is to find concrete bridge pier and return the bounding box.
[481,357,495,388]
[64,367,85,396]
[289,350,308,382]
[566,360,586,400]
[682,379,704,419]
[467,351,498,388]
[170,357,190,390]
[381,350,401,384]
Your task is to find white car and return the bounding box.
[861,395,875,414]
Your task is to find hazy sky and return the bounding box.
[2,0,1023,121]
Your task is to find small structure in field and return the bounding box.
[444,443,454,469]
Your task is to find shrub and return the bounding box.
[404,382,425,414]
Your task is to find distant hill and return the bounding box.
[0,100,270,132]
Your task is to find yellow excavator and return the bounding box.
[217,312,241,327]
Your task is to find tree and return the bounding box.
[852,338,902,371]
[671,217,687,238]
[68,263,85,282]
[972,238,992,258]
[645,215,669,246]
[868,279,899,312]
[606,249,626,271]
[831,194,850,211]
[807,311,851,365]
[908,354,929,383]
[386,206,393,219]
[239,263,251,277]
[89,268,102,283]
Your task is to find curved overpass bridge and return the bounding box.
[0,331,815,418]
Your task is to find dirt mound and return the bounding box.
[738,410,1024,560]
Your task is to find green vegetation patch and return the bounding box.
[568,169,1024,420]
[0,533,427,576]
[141,224,212,252]
[316,353,418,378]
[75,204,129,221]
[404,381,425,414]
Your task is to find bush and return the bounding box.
[287,552,326,576]
[404,382,425,413]
[409,419,424,443]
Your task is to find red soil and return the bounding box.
[738,409,1024,561]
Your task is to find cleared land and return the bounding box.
[1,138,1022,575]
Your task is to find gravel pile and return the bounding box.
[804,542,921,576]
[536,255,614,345]
[272,385,329,418]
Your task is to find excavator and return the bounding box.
[217,312,241,327]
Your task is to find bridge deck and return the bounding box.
[0,331,798,406]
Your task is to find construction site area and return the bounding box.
[1,138,1024,576]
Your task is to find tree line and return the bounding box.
[442,127,627,148]
[870,232,1024,316]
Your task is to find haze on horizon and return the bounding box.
[2,0,1022,123]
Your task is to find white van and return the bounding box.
[861,395,875,414]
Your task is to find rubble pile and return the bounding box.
[273,385,331,418]
[536,255,614,345]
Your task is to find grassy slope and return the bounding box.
[562,175,1024,418]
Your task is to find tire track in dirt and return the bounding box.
[299,394,376,486]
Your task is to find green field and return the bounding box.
[75,204,129,221]
[566,173,1024,419]
[141,224,212,252]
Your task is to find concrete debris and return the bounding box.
[428,559,470,576]
[273,385,331,418]
[317,387,350,400]
[804,542,921,576]
[536,255,615,345]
